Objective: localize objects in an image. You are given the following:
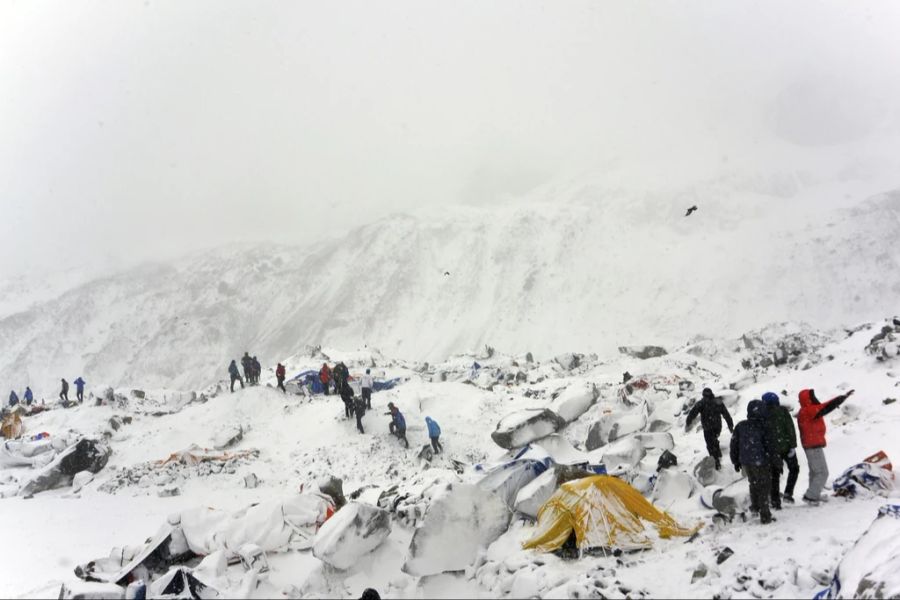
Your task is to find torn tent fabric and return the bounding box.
[833,451,894,498]
[522,475,700,552]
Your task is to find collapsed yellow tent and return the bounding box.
[522,475,700,552]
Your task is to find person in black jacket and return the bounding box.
[339,379,355,420]
[730,400,781,524]
[686,388,734,470]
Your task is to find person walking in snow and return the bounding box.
[425,416,443,454]
[23,386,33,407]
[74,377,86,403]
[228,359,244,392]
[276,363,287,393]
[797,388,855,505]
[241,352,253,383]
[353,391,367,434]
[8,390,18,407]
[252,356,261,385]
[319,363,332,396]
[730,400,780,524]
[360,369,374,409]
[59,378,69,403]
[339,379,356,420]
[333,362,349,395]
[386,402,409,448]
[686,388,734,470]
[763,392,800,506]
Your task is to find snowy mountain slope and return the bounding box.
[2,176,900,394]
[2,318,900,598]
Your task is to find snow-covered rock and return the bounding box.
[585,411,648,451]
[18,439,111,497]
[549,383,599,423]
[491,409,565,450]
[594,436,646,473]
[402,484,510,576]
[633,432,675,452]
[312,502,392,570]
[618,346,668,360]
[651,469,697,505]
[513,469,558,519]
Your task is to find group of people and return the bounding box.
[687,386,854,525]
[227,353,263,391]
[7,377,86,408]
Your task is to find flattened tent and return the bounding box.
[522,475,700,552]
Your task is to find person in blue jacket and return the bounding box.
[74,377,86,403]
[425,417,443,454]
[8,390,19,407]
[228,360,244,392]
[386,402,409,448]
[23,387,33,406]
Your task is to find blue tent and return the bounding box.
[289,371,403,394]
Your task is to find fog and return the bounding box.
[1,0,899,278]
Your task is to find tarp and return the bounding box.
[289,371,401,394]
[833,451,895,498]
[477,459,548,508]
[522,475,700,552]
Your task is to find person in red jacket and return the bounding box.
[276,363,287,394]
[319,363,332,396]
[797,388,855,505]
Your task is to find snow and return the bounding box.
[3,314,900,597]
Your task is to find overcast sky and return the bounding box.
[1,1,899,278]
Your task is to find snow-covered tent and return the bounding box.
[477,459,549,508]
[522,475,700,552]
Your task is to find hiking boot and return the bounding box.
[714,459,722,471]
[772,503,783,511]
[760,514,776,525]
[802,495,821,506]
[782,494,795,504]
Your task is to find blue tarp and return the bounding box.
[289,371,403,394]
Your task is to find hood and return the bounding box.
[702,388,714,399]
[747,400,768,420]
[799,389,817,408]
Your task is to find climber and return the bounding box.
[797,388,855,505]
[386,402,409,448]
[685,388,734,470]
[425,416,443,454]
[276,363,287,393]
[360,368,374,409]
[74,377,86,403]
[762,392,800,506]
[228,360,244,392]
[731,400,780,524]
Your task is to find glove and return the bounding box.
[787,449,796,458]
[734,464,741,473]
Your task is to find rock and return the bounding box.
[773,347,788,366]
[693,456,719,487]
[71,471,94,493]
[491,409,566,450]
[403,484,510,576]
[417,444,434,462]
[729,374,757,390]
[312,502,392,570]
[158,487,181,497]
[691,564,708,583]
[526,352,534,364]
[649,419,673,433]
[618,346,668,360]
[550,384,599,423]
[656,450,678,472]
[108,417,122,432]
[678,380,695,392]
[884,398,897,406]
[597,436,646,473]
[318,476,347,508]
[651,469,696,504]
[585,412,648,451]
[212,426,244,450]
[717,547,734,564]
[514,469,558,519]
[243,473,259,489]
[122,416,133,425]
[131,389,146,399]
[633,432,674,452]
[554,353,582,371]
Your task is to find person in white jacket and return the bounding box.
[360,369,374,410]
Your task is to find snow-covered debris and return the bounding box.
[514,469,558,519]
[0,437,54,468]
[866,318,900,361]
[595,435,646,473]
[553,353,583,371]
[633,431,675,451]
[651,469,697,505]
[618,345,668,360]
[549,383,599,423]
[312,502,392,569]
[491,409,566,450]
[212,425,244,450]
[402,484,511,576]
[18,438,110,497]
[817,505,900,599]
[477,459,547,509]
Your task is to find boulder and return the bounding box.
[618,346,668,360]
[657,450,678,471]
[585,411,648,451]
[402,484,510,576]
[514,469,558,518]
[550,384,599,423]
[312,502,392,570]
[212,426,244,450]
[648,419,673,433]
[19,439,111,497]
[318,476,347,508]
[596,436,646,473]
[491,409,566,450]
[651,469,696,505]
[71,471,94,493]
[553,353,582,371]
[633,432,674,452]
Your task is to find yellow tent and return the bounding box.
[522,475,700,552]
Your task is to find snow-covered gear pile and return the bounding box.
[17,438,111,497]
[833,451,895,498]
[0,436,55,468]
[522,475,700,552]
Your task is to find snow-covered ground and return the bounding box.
[2,318,899,598]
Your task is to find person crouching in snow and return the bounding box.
[797,388,855,505]
[730,400,780,524]
[425,417,442,454]
[686,388,734,470]
[762,392,800,506]
[386,402,409,448]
